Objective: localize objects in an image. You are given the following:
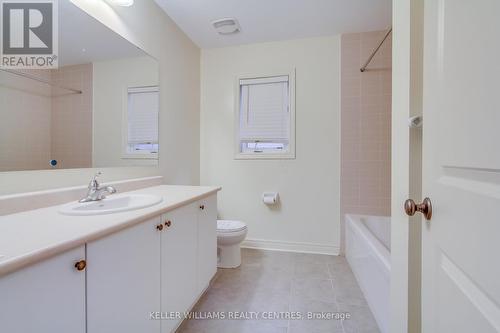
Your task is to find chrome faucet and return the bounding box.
[79,172,117,203]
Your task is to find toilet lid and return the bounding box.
[217,220,247,233]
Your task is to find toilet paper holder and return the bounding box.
[262,192,279,205]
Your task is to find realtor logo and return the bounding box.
[1,0,58,68]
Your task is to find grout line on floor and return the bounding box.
[326,261,333,279]
[329,271,346,333]
[287,259,295,333]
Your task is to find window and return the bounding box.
[123,86,159,158]
[235,71,295,159]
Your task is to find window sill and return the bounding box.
[121,153,159,160]
[234,152,296,160]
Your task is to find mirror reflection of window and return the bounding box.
[125,86,159,157]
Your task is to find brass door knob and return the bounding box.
[75,260,86,271]
[165,220,172,227]
[404,197,432,220]
[199,205,205,210]
[156,224,164,231]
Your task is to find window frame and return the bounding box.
[234,69,296,160]
[121,85,160,160]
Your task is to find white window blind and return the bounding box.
[127,87,159,153]
[239,75,290,143]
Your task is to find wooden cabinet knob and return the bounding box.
[156,224,164,231]
[165,220,172,227]
[75,260,86,271]
[199,205,205,210]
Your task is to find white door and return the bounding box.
[86,218,161,333]
[197,194,217,295]
[161,203,198,333]
[421,0,500,331]
[0,246,86,333]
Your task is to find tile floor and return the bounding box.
[177,249,380,333]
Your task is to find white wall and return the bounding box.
[93,56,159,167]
[200,36,341,254]
[0,0,200,195]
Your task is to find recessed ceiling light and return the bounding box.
[212,18,241,35]
[108,0,134,7]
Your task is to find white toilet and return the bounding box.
[216,220,247,268]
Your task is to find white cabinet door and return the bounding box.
[0,246,86,333]
[197,194,217,294]
[161,203,198,333]
[86,217,161,333]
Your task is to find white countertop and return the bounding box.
[0,185,220,277]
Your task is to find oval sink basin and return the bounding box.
[59,194,163,216]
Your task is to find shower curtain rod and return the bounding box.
[360,27,392,73]
[0,68,83,94]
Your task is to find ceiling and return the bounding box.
[59,1,147,66]
[154,0,392,48]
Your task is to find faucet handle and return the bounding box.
[89,171,102,189]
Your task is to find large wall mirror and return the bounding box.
[0,1,159,172]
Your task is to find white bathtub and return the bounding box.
[345,214,391,333]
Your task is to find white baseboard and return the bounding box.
[241,238,340,256]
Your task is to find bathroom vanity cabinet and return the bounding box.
[196,195,218,294]
[160,201,199,333]
[0,246,87,333]
[86,216,162,333]
[0,193,217,333]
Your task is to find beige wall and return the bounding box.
[51,63,93,169]
[93,56,158,168]
[0,65,92,172]
[0,70,52,172]
[340,31,392,230]
[200,36,341,254]
[0,0,200,195]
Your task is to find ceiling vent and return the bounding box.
[212,18,241,35]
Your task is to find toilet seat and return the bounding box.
[217,220,247,233]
